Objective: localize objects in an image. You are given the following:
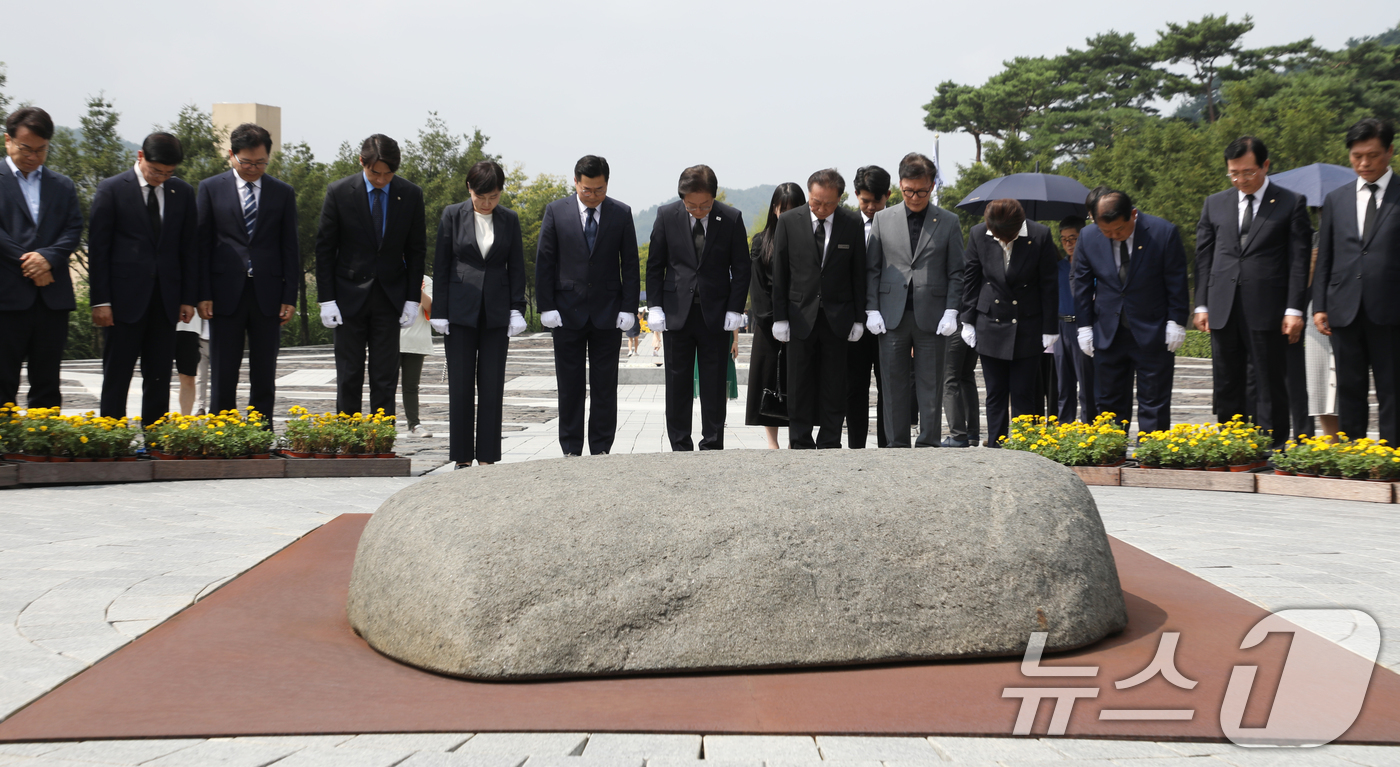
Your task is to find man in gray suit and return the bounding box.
[864,153,965,447]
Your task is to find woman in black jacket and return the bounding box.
[743,182,806,448]
[959,198,1059,447]
[429,161,527,468]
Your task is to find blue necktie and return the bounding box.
[585,207,597,252]
[371,188,386,247]
[241,182,258,240]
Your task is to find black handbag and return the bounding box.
[758,343,789,421]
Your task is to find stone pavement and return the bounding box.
[0,339,1397,764]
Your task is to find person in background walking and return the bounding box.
[744,183,805,449]
[399,275,436,437]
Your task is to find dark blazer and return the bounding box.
[196,170,299,318]
[431,203,526,328]
[313,173,426,318]
[645,199,750,333]
[0,162,83,312]
[1072,213,1190,350]
[87,169,197,325]
[771,205,866,340]
[866,202,965,332]
[1194,182,1311,329]
[535,195,640,330]
[748,231,775,320]
[1314,175,1400,327]
[961,221,1058,360]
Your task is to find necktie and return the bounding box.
[692,217,705,260]
[146,184,161,243]
[585,207,597,252]
[1118,240,1130,285]
[1239,193,1255,250]
[814,218,826,267]
[241,181,258,240]
[1363,183,1380,242]
[371,188,386,247]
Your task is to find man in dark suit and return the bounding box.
[1194,136,1311,448]
[846,165,890,448]
[646,165,750,451]
[535,155,639,456]
[864,153,965,448]
[1314,118,1400,443]
[0,107,83,409]
[771,169,867,449]
[1072,191,1189,434]
[315,134,427,418]
[196,123,299,421]
[88,133,198,426]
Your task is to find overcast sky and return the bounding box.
[6,0,1393,211]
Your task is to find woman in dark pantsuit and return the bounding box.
[743,183,806,449]
[959,198,1059,447]
[429,161,527,468]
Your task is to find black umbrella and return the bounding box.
[956,173,1092,221]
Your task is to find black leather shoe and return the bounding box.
[941,436,970,448]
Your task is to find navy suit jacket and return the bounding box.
[645,199,750,333]
[313,173,427,319]
[196,170,299,318]
[1313,176,1400,327]
[1194,183,1311,330]
[0,162,83,312]
[431,202,526,328]
[961,221,1059,360]
[534,195,640,330]
[1072,212,1189,350]
[88,169,198,325]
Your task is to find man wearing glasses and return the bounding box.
[1194,135,1311,449]
[0,107,83,410]
[645,165,750,451]
[88,133,199,427]
[863,153,965,448]
[196,123,299,421]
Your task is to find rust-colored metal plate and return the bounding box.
[1,514,1396,744]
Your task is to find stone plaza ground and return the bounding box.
[0,335,1396,765]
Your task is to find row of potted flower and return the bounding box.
[280,407,397,458]
[1270,434,1400,480]
[1002,413,1130,466]
[144,409,278,459]
[1,406,141,461]
[1133,416,1272,470]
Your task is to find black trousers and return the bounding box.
[943,329,981,442]
[1095,328,1175,434]
[210,277,282,419]
[1054,318,1095,423]
[1332,313,1400,444]
[399,353,426,428]
[334,286,401,417]
[787,312,847,449]
[981,354,1040,446]
[1211,296,1291,447]
[664,311,728,451]
[446,322,508,464]
[844,328,885,448]
[553,320,620,455]
[0,300,68,409]
[101,283,177,426]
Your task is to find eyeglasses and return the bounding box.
[14,141,49,158]
[683,202,714,214]
[233,156,269,169]
[578,184,606,196]
[144,166,176,179]
[1060,234,1079,244]
[1227,169,1261,181]
[900,187,934,199]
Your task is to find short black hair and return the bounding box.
[1096,191,1134,223]
[5,107,55,141]
[898,152,938,181]
[1224,135,1268,166]
[807,168,845,196]
[677,164,718,197]
[359,134,401,173]
[141,132,184,166]
[1059,216,1086,232]
[1346,117,1395,150]
[985,199,1025,241]
[466,160,506,194]
[1085,185,1112,219]
[574,155,609,182]
[853,165,891,197]
[229,123,272,154]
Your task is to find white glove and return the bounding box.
[1165,320,1187,352]
[507,310,528,337]
[1077,326,1094,358]
[936,309,958,336]
[399,301,420,328]
[772,320,791,343]
[319,300,342,329]
[848,322,864,342]
[616,312,635,331]
[1042,334,1059,351]
[960,322,977,348]
[647,306,666,333]
[723,311,743,332]
[865,310,886,335]
[541,310,562,329]
[429,318,451,335]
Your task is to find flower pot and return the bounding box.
[181,455,201,460]
[250,453,271,460]
[11,454,47,462]
[283,451,310,459]
[1182,466,1203,471]
[313,453,334,459]
[1206,466,1227,472]
[97,457,115,463]
[1228,464,1253,472]
[73,457,94,463]
[1251,460,1268,470]
[117,456,138,462]
[230,455,249,460]
[3,453,25,461]
[49,456,71,463]
[1298,472,1318,478]
[1274,469,1294,476]
[336,454,358,459]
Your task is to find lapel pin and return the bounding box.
[1138,246,1143,250]
[1270,199,1275,203]
[716,215,722,221]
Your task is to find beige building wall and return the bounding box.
[212,103,282,155]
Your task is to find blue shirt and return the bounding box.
[6,156,42,223]
[364,173,388,239]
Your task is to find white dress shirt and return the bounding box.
[135,161,165,220]
[577,196,600,230]
[1358,169,1393,234]
[473,209,494,254]
[6,155,42,222]
[986,221,1029,272]
[810,209,833,264]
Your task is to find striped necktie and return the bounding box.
[242,181,258,239]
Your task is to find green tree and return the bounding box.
[1153,14,1256,123]
[501,167,571,314]
[161,104,227,189]
[399,113,499,256]
[266,141,331,346]
[0,62,11,128]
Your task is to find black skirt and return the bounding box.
[744,316,786,426]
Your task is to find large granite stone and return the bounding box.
[346,449,1128,680]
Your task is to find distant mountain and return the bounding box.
[54,125,142,155]
[633,183,777,242]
